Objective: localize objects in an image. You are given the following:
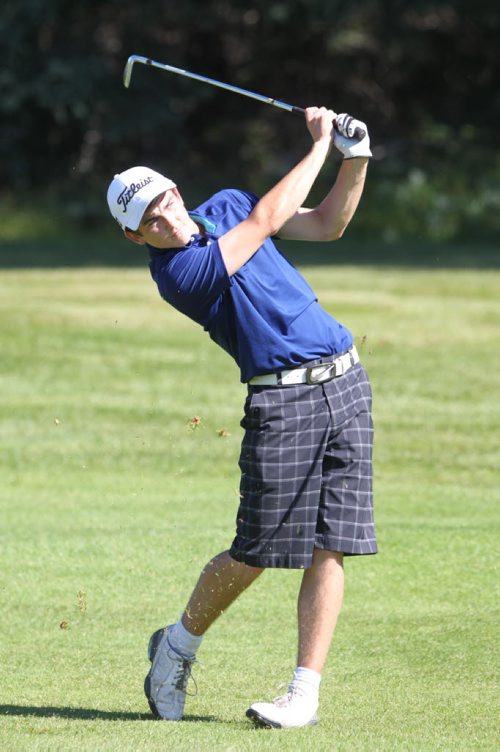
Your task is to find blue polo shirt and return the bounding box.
[148,189,353,382]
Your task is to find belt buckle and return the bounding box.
[306,361,337,385]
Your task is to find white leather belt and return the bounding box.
[249,346,360,386]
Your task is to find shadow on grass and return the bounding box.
[0,704,216,723]
[0,234,499,269]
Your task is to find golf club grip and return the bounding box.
[293,106,366,141]
[350,126,366,140]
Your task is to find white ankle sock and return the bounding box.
[168,619,203,658]
[291,666,321,696]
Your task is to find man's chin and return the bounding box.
[150,236,187,250]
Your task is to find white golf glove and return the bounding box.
[334,113,372,159]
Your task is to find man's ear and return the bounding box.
[124,228,146,246]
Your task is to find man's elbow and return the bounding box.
[252,204,283,239]
[323,223,347,241]
[316,208,349,241]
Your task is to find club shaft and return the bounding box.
[124,55,304,113]
[123,55,366,139]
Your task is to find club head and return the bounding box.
[123,55,151,88]
[123,56,136,88]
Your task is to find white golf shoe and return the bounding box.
[246,685,319,728]
[144,625,196,720]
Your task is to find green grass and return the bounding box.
[0,255,499,750]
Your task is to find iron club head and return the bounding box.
[123,55,151,88]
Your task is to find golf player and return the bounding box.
[107,107,376,729]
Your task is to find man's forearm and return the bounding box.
[277,156,369,242]
[316,157,369,240]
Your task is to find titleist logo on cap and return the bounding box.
[117,176,154,214]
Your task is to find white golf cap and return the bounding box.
[107,166,176,231]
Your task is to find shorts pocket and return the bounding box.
[240,388,288,432]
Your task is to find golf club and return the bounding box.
[123,55,366,140]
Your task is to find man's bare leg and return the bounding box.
[246,548,344,727]
[182,550,264,635]
[145,550,263,720]
[297,548,345,672]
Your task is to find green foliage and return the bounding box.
[359,158,500,242]
[0,1,499,240]
[0,198,59,241]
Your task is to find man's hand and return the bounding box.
[305,107,336,150]
[333,113,372,159]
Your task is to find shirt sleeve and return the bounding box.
[231,189,259,212]
[153,240,231,324]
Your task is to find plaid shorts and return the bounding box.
[229,363,377,569]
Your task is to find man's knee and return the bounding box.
[229,556,265,582]
[311,548,344,569]
[204,550,264,580]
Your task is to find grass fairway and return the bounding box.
[0,252,498,751]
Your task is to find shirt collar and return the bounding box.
[188,212,217,234]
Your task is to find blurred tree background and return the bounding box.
[1,0,499,242]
